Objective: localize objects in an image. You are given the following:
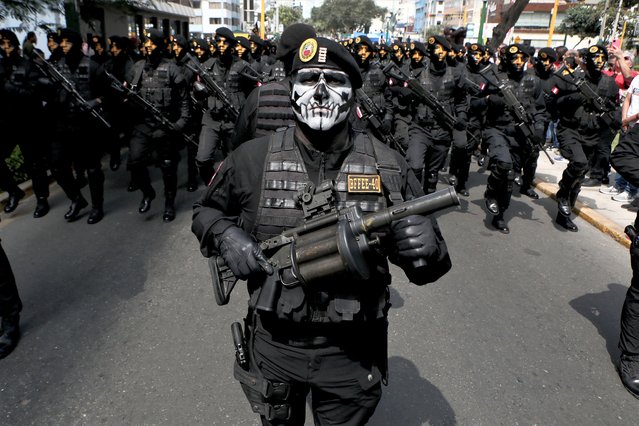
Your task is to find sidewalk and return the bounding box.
[533,148,637,248]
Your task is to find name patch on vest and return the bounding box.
[347,174,381,193]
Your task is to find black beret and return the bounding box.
[377,43,388,51]
[192,38,208,50]
[173,35,188,48]
[145,29,166,47]
[89,35,104,48]
[467,43,486,54]
[353,35,375,51]
[586,44,608,59]
[451,44,464,54]
[0,29,19,48]
[409,41,427,55]
[215,27,237,45]
[276,23,316,60]
[237,36,250,49]
[537,47,557,62]
[109,36,128,50]
[59,28,83,47]
[390,42,403,52]
[292,37,363,89]
[249,34,265,47]
[47,32,61,43]
[426,35,450,51]
[505,44,529,58]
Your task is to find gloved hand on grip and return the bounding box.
[215,226,274,280]
[390,214,439,262]
[390,214,451,285]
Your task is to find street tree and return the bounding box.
[487,0,531,50]
[311,0,386,37]
[266,5,304,32]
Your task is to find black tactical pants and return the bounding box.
[449,121,481,189]
[51,120,105,207]
[197,113,235,183]
[128,124,180,199]
[249,323,383,425]
[588,128,617,181]
[0,241,21,319]
[406,125,451,193]
[0,131,49,200]
[556,127,598,206]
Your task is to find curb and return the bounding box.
[533,178,631,249]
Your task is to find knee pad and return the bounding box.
[160,159,176,171]
[492,161,513,180]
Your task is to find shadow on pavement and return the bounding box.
[569,283,627,364]
[369,356,456,425]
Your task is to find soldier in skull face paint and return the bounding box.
[291,67,353,131]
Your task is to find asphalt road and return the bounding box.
[0,161,637,425]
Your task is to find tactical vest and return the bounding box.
[361,65,386,105]
[268,60,286,82]
[251,127,404,323]
[204,58,247,112]
[254,81,295,137]
[136,60,174,110]
[58,56,92,110]
[415,66,457,124]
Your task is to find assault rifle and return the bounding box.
[355,88,406,156]
[480,67,555,164]
[564,67,621,133]
[209,185,460,308]
[183,53,239,122]
[105,71,196,147]
[382,62,457,130]
[31,51,111,129]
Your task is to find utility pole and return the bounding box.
[477,0,488,44]
[547,0,559,47]
[261,0,265,38]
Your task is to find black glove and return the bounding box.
[390,214,439,262]
[216,226,274,280]
[454,118,468,131]
[151,128,166,139]
[380,118,392,134]
[487,94,505,109]
[173,118,186,132]
[85,98,102,110]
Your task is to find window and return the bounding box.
[209,2,221,9]
[192,1,201,7]
[210,17,221,24]
[192,16,202,24]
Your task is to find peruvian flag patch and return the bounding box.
[551,86,559,95]
[480,82,486,91]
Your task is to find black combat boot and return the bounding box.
[491,212,509,234]
[4,188,25,213]
[618,353,639,400]
[556,187,571,217]
[0,314,20,359]
[138,188,156,213]
[455,184,469,197]
[520,186,540,199]
[163,197,176,222]
[556,212,578,232]
[484,173,501,215]
[64,195,89,221]
[33,197,49,218]
[87,206,104,224]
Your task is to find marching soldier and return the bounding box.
[125,29,190,222]
[39,28,109,224]
[0,29,50,217]
[192,36,451,424]
[478,44,547,233]
[406,35,468,194]
[553,44,620,231]
[194,27,253,184]
[352,36,393,138]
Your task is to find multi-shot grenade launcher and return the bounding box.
[210,184,460,308]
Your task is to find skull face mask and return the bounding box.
[291,68,353,131]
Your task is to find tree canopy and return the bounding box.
[266,5,304,32]
[310,0,386,36]
[556,4,601,39]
